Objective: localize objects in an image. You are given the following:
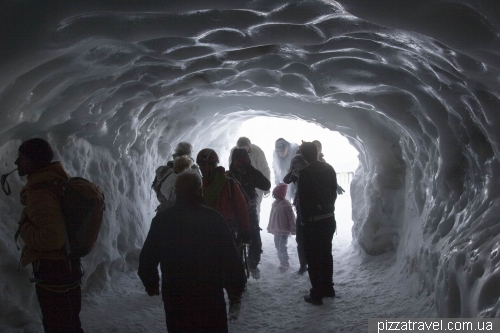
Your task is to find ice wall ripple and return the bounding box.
[0,0,500,320]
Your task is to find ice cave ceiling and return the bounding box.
[1,0,500,318]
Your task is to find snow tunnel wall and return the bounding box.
[1,0,500,322]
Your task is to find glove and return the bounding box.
[336,185,345,195]
[145,284,160,296]
[228,302,241,322]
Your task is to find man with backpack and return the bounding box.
[227,148,271,279]
[15,138,85,332]
[298,142,338,306]
[152,142,200,212]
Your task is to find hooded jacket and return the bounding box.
[19,162,71,266]
[267,198,296,235]
[226,149,271,210]
[229,144,271,184]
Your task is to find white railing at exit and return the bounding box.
[336,172,354,184]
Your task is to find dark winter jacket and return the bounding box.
[227,164,271,211]
[298,161,338,222]
[138,203,247,332]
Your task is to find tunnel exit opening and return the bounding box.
[227,115,359,247]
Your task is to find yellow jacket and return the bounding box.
[19,162,71,266]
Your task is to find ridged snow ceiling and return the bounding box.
[1,0,500,320]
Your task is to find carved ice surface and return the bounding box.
[1,0,500,331]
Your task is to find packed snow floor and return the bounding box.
[76,187,435,333]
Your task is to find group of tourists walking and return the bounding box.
[140,136,342,331]
[7,135,341,333]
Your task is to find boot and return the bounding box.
[228,302,241,322]
[297,265,308,275]
[249,267,260,280]
[324,283,335,298]
[304,294,323,306]
[278,262,290,272]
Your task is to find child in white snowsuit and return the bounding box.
[267,183,296,271]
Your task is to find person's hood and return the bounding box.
[275,138,289,152]
[231,148,250,161]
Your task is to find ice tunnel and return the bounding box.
[1,0,500,329]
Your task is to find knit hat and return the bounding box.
[273,183,287,199]
[18,138,54,164]
[275,138,289,153]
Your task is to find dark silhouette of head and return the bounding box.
[15,138,54,176]
[230,148,251,169]
[300,142,318,163]
[175,172,203,205]
[196,148,219,177]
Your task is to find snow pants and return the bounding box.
[295,215,307,268]
[303,216,336,299]
[248,209,262,269]
[33,259,84,333]
[274,234,289,264]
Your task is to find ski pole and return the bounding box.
[243,244,250,279]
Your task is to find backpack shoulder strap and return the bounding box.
[30,180,66,200]
[159,168,173,181]
[229,176,251,203]
[152,167,173,187]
